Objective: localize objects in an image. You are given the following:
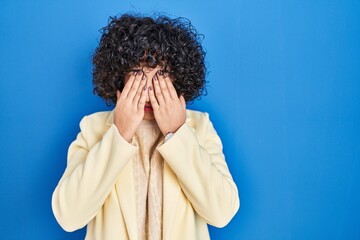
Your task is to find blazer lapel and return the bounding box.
[106,109,194,240]
[107,110,138,239]
[115,159,138,240]
[162,161,181,239]
[162,111,192,239]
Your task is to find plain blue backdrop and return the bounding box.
[0,0,359,239]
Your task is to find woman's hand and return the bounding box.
[114,71,148,142]
[149,72,186,136]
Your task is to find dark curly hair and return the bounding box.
[92,13,208,106]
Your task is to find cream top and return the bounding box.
[133,119,164,240]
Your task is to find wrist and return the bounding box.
[115,125,134,143]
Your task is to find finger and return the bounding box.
[157,72,171,102]
[133,73,147,104]
[164,73,178,99]
[152,73,165,105]
[115,90,122,107]
[148,86,160,111]
[180,94,186,110]
[121,71,136,98]
[137,85,148,111]
[127,71,145,100]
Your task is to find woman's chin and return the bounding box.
[143,112,155,120]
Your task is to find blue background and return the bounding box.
[0,0,359,239]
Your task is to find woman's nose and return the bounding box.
[141,66,161,102]
[143,68,159,80]
[145,76,153,103]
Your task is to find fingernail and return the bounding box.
[143,85,147,91]
[154,74,158,81]
[142,74,146,80]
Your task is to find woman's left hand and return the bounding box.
[149,72,186,136]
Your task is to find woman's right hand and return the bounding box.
[114,71,148,142]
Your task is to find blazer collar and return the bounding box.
[114,147,182,240]
[106,110,115,126]
[107,108,191,238]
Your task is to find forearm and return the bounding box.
[52,122,137,232]
[157,120,239,227]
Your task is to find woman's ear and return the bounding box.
[116,90,121,99]
[115,79,125,91]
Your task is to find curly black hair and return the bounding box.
[92,13,208,106]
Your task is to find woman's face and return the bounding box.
[123,65,163,120]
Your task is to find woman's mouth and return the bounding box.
[144,104,153,112]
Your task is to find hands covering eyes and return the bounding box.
[114,70,186,142]
[148,71,186,136]
[114,71,148,142]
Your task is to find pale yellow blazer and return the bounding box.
[52,109,240,240]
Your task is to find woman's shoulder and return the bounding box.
[78,110,113,132]
[186,109,210,122]
[86,110,112,121]
[185,109,212,133]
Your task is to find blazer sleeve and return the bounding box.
[156,112,240,227]
[51,115,138,232]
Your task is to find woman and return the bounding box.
[52,13,239,240]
